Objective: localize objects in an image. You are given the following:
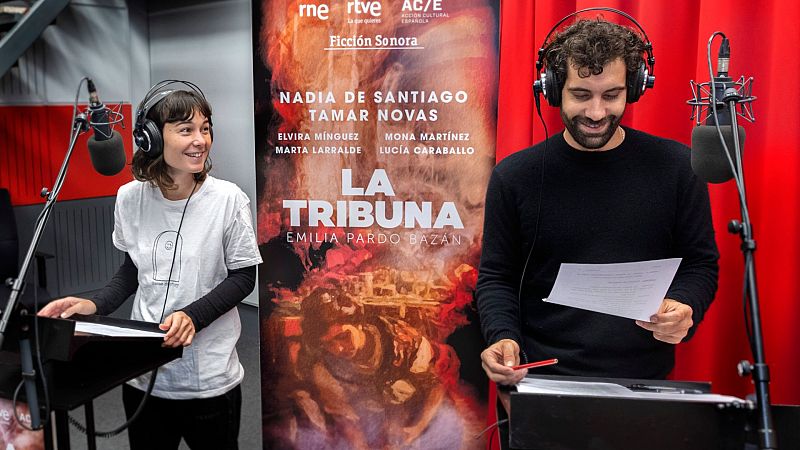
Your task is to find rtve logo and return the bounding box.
[347,0,382,17]
[299,1,382,21]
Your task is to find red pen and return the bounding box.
[511,358,558,371]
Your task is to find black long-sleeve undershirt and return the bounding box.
[92,253,138,315]
[91,253,256,332]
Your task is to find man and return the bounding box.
[476,18,719,386]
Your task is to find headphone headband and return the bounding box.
[533,8,656,107]
[135,80,207,127]
[133,80,208,158]
[539,7,654,62]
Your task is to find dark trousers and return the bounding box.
[122,384,241,450]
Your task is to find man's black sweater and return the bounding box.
[476,127,719,379]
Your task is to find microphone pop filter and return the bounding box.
[691,125,745,184]
[87,130,126,176]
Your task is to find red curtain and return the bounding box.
[496,0,800,408]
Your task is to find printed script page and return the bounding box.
[74,322,165,338]
[544,258,682,322]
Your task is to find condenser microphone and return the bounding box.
[87,132,125,176]
[690,124,745,183]
[705,38,733,127]
[716,37,730,78]
[687,34,755,184]
[86,79,126,176]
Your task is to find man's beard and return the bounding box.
[561,111,622,150]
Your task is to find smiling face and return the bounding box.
[162,110,212,181]
[560,57,627,151]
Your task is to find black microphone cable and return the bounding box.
[705,33,758,358]
[706,32,748,198]
[11,261,51,432]
[474,417,509,450]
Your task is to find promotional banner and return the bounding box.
[0,399,43,450]
[253,0,499,448]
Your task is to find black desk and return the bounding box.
[0,314,182,450]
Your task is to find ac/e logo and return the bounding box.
[401,0,443,12]
[299,3,329,20]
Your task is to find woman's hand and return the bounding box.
[160,311,196,347]
[37,297,97,318]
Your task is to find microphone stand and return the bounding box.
[0,111,90,429]
[717,89,777,449]
[694,31,775,449]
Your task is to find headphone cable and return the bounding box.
[515,99,549,364]
[68,179,199,438]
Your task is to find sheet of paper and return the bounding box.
[543,258,682,322]
[74,321,165,338]
[516,377,745,405]
[517,378,633,396]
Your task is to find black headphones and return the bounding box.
[133,80,209,159]
[532,7,656,107]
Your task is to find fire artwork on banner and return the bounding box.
[0,399,43,450]
[253,1,498,448]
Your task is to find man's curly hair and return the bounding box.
[544,18,646,82]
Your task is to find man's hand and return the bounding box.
[160,311,196,347]
[480,339,527,385]
[37,297,97,319]
[636,298,694,344]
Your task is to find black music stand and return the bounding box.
[0,313,182,450]
[507,375,748,450]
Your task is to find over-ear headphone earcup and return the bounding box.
[134,119,164,158]
[134,80,209,160]
[544,66,562,107]
[626,61,648,103]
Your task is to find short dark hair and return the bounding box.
[131,90,213,190]
[544,18,646,82]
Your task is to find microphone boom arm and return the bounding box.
[0,112,89,337]
[0,79,95,431]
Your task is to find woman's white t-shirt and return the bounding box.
[112,176,262,399]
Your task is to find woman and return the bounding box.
[39,81,261,450]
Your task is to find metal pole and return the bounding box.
[726,98,776,449]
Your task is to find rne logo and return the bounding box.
[299,3,329,20]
